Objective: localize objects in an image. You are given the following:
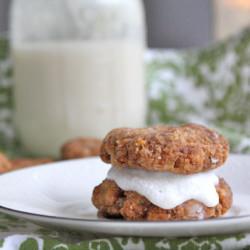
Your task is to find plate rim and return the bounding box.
[1,203,250,225]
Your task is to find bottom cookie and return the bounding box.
[92,178,232,221]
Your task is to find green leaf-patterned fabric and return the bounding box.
[1,28,250,249]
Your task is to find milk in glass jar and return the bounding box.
[10,0,146,157]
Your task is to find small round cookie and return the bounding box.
[61,137,102,160]
[92,178,232,221]
[10,158,53,169]
[100,124,229,174]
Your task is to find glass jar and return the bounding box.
[10,0,146,157]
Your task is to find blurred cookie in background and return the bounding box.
[61,137,102,160]
[10,158,53,169]
[0,136,102,174]
[0,153,53,173]
[0,153,13,173]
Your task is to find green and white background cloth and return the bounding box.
[0,29,250,249]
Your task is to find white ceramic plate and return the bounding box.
[0,155,250,237]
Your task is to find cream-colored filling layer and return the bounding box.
[107,166,219,209]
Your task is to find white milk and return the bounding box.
[13,41,145,157]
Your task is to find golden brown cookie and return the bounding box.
[10,158,53,169]
[61,137,102,160]
[92,178,232,221]
[100,124,229,174]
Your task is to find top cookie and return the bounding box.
[100,124,229,174]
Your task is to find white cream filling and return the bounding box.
[107,166,219,209]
